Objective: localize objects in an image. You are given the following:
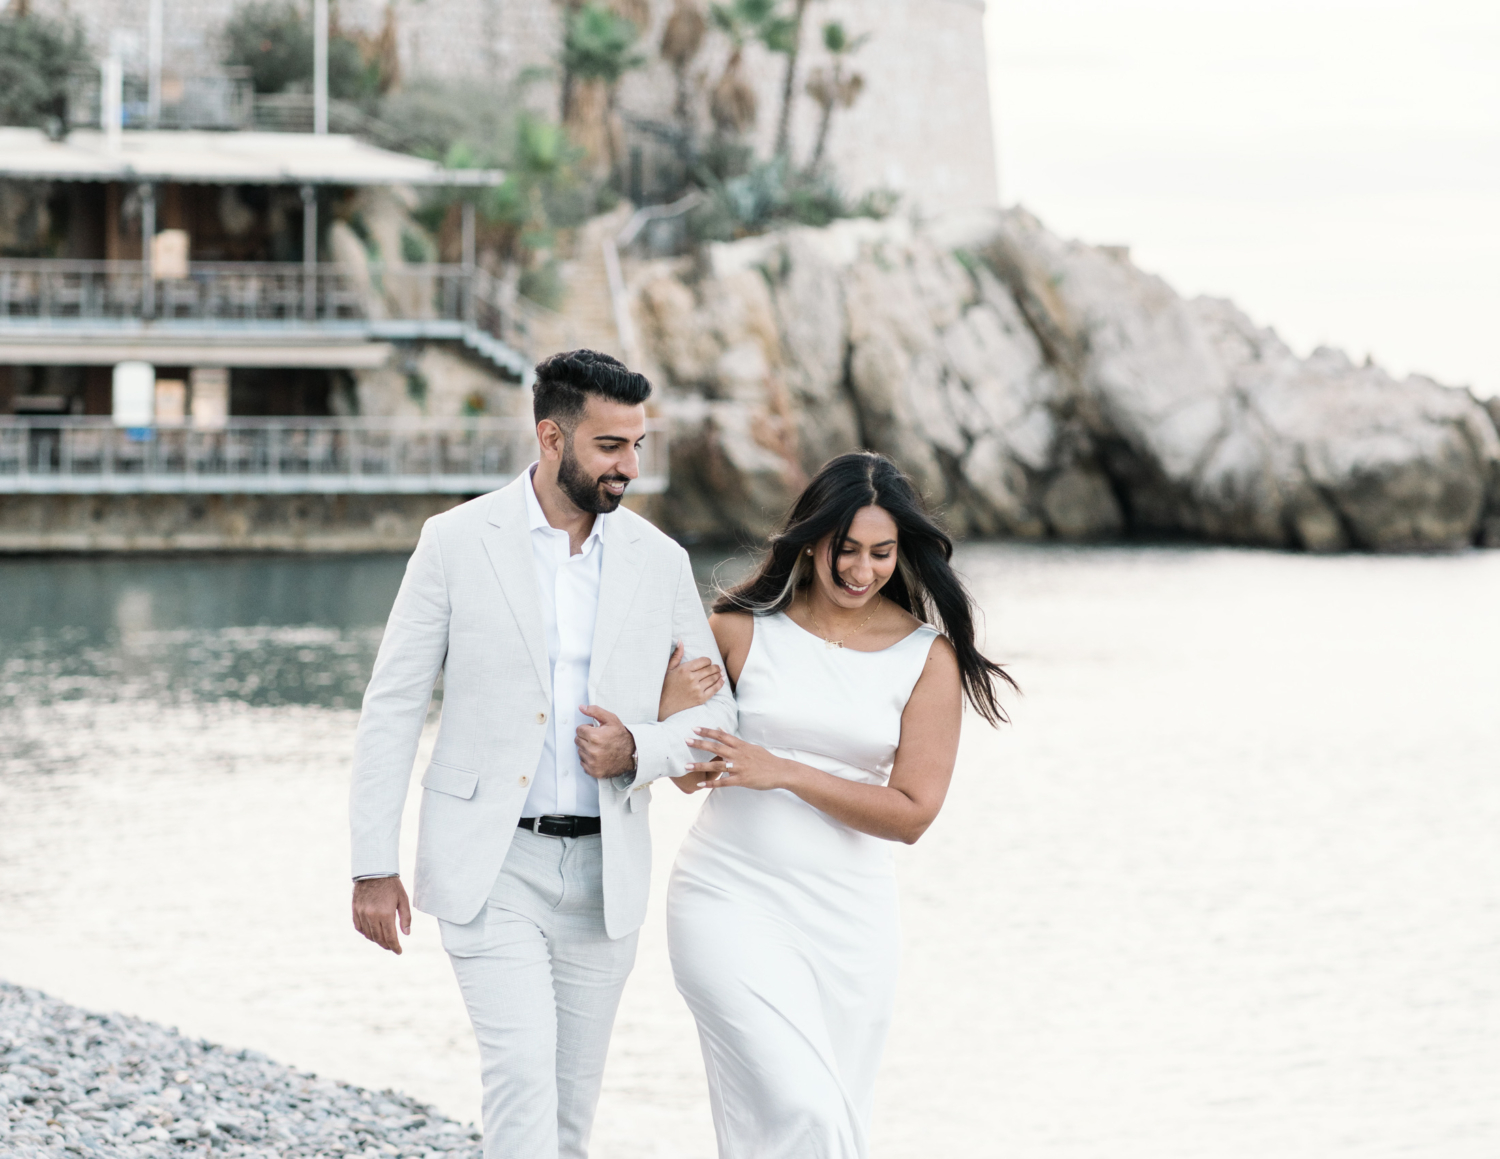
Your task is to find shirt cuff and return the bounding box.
[353,872,400,881]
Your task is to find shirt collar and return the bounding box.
[524,463,606,549]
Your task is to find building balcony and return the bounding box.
[0,259,535,377]
[0,416,668,495]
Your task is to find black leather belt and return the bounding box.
[518,815,602,838]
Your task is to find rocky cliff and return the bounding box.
[626,209,1500,551]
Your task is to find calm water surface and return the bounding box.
[2,546,1497,1158]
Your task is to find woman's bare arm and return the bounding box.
[687,635,963,842]
[710,611,754,688]
[658,641,724,720]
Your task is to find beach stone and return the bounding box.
[0,981,482,1159]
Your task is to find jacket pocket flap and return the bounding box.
[628,784,651,813]
[421,762,479,800]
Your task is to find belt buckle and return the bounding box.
[536,814,573,838]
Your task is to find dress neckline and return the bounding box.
[772,610,932,655]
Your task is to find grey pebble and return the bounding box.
[0,981,482,1158]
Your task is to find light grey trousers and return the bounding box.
[440,828,639,1159]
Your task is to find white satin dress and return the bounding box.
[667,610,939,1159]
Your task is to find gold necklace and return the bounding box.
[805,597,882,649]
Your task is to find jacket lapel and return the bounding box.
[480,479,551,695]
[588,514,645,697]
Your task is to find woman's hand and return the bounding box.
[686,728,794,792]
[658,642,724,721]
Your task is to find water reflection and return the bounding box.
[0,552,752,714]
[0,555,406,711]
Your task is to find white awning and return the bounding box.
[0,128,505,187]
[0,329,396,368]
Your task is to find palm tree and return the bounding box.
[707,0,779,138]
[804,20,867,175]
[769,0,815,159]
[660,0,707,155]
[561,2,646,178]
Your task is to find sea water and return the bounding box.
[2,545,1497,1158]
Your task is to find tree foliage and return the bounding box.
[562,4,645,86]
[708,0,780,46]
[805,19,868,173]
[337,0,887,277]
[400,82,595,306]
[222,1,386,101]
[687,155,892,243]
[0,12,90,130]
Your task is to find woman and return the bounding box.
[658,451,1014,1159]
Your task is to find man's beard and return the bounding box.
[558,439,629,514]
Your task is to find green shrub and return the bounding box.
[518,260,566,310]
[687,155,893,243]
[412,100,593,274]
[399,228,431,264]
[563,3,644,87]
[0,12,90,130]
[223,1,380,101]
[377,78,511,161]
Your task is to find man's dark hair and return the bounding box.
[532,349,651,429]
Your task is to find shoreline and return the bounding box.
[0,981,480,1158]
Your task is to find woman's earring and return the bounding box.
[805,547,813,556]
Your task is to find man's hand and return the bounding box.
[352,876,411,955]
[576,705,637,779]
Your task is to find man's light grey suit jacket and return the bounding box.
[349,476,737,939]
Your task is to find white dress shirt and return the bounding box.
[522,465,607,817]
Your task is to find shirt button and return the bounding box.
[536,712,547,723]
[519,775,530,786]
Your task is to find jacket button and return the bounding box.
[536,712,546,723]
[519,774,530,786]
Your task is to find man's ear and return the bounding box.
[537,418,565,460]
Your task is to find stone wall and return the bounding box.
[0,491,673,552]
[627,209,1500,551]
[0,493,465,552]
[603,0,998,217]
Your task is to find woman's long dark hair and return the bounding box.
[714,451,1018,725]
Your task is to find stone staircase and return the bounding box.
[526,205,634,361]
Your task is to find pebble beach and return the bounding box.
[0,982,480,1159]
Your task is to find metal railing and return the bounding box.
[0,417,669,495]
[0,259,538,364]
[251,93,413,148]
[1,260,450,324]
[604,192,706,366]
[68,69,256,131]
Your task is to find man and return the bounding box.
[348,350,736,1158]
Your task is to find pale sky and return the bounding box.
[985,0,1500,397]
